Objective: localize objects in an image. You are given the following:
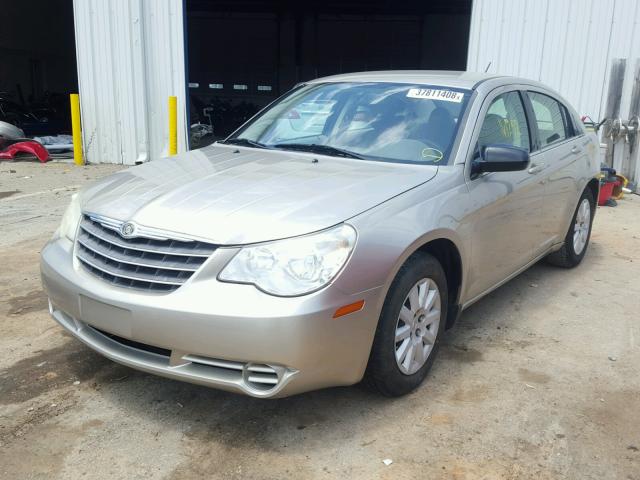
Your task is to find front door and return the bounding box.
[464,89,547,301]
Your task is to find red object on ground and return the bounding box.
[0,139,50,162]
[598,180,620,206]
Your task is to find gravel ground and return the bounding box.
[1,160,639,480]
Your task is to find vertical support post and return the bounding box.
[168,96,178,156]
[69,93,84,165]
[603,59,626,168]
[628,59,640,185]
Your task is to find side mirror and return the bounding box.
[472,145,530,174]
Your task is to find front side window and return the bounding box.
[228,82,471,165]
[527,92,569,148]
[477,91,530,152]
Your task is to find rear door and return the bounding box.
[524,91,588,252]
[464,88,546,300]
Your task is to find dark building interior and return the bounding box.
[0,0,77,136]
[186,0,472,141]
[1,0,472,147]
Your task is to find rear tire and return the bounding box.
[546,188,595,268]
[364,252,447,397]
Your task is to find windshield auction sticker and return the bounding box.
[407,88,464,103]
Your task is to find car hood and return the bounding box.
[81,145,438,245]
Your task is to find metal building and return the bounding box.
[70,0,640,183]
[73,0,188,165]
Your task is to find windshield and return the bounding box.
[227,82,470,164]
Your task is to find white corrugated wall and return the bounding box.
[467,0,640,122]
[73,0,188,165]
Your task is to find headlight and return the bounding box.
[56,193,82,241]
[219,224,357,296]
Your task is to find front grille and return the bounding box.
[76,214,217,292]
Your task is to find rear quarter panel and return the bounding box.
[567,131,600,222]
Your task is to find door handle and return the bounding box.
[528,162,545,174]
[571,146,582,155]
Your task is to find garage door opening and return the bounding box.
[185,0,472,148]
[0,0,78,154]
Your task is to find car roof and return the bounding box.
[306,71,507,90]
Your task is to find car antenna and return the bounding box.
[484,61,492,73]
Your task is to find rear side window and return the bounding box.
[477,91,530,152]
[564,107,584,136]
[527,92,569,148]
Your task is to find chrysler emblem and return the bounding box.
[120,222,136,238]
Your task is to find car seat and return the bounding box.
[478,113,514,148]
[410,107,456,149]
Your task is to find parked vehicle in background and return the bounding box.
[41,71,600,398]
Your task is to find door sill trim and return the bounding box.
[460,247,557,311]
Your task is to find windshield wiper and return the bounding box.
[223,138,270,149]
[272,143,364,159]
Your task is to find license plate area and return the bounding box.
[79,295,132,338]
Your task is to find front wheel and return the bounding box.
[546,188,595,268]
[364,252,447,396]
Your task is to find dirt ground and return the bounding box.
[1,160,639,480]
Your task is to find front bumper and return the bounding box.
[41,237,383,398]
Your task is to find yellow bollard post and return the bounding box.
[168,96,177,156]
[69,94,84,165]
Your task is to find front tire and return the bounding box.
[546,188,595,268]
[364,252,447,396]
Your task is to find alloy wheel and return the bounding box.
[394,278,441,375]
[573,198,591,255]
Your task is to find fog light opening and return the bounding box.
[243,363,280,391]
